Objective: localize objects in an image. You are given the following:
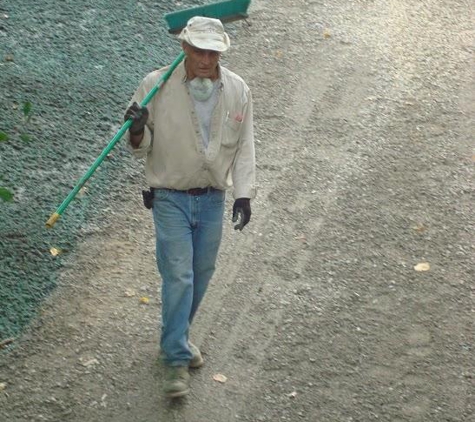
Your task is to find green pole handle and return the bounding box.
[46,51,185,228]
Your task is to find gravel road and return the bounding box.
[1,0,474,421]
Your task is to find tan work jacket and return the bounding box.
[127,61,256,199]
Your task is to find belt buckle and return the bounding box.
[187,187,207,196]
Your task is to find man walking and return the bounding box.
[124,16,256,398]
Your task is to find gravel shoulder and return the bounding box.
[1,0,474,421]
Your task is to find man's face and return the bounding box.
[182,43,220,80]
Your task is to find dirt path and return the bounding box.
[1,0,474,421]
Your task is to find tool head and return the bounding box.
[164,0,251,34]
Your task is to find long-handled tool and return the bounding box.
[45,0,251,228]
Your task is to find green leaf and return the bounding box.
[23,101,32,117]
[0,187,14,202]
[20,134,31,142]
[0,131,8,142]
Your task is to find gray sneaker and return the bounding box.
[163,366,190,398]
[189,341,204,368]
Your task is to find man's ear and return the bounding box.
[181,41,189,54]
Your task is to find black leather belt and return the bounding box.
[183,187,216,196]
[160,187,219,196]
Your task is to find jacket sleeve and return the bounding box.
[232,87,257,199]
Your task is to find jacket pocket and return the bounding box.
[221,116,242,148]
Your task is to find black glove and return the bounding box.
[124,102,149,135]
[232,198,251,231]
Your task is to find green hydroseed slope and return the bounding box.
[0,0,208,340]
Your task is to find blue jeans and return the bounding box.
[152,188,225,366]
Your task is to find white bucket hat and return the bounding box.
[178,16,230,52]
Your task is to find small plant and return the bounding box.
[20,100,33,142]
[0,100,34,201]
[0,136,13,200]
[23,101,32,123]
[0,131,8,142]
[19,133,31,142]
[0,186,14,202]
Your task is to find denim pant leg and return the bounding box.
[190,189,225,323]
[152,188,225,366]
[153,189,194,366]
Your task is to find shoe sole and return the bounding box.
[188,342,204,368]
[159,346,204,368]
[165,388,190,399]
[189,357,204,369]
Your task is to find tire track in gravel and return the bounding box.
[162,1,386,421]
[226,1,475,421]
[178,2,475,420]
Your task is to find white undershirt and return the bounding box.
[188,80,220,149]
